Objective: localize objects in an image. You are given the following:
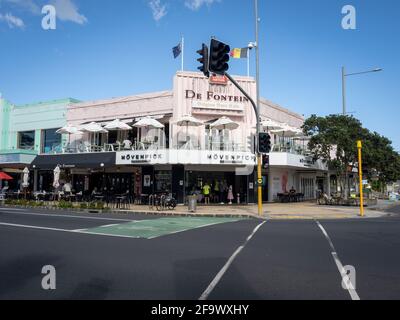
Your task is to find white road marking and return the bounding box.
[0,222,139,240]
[316,220,360,301]
[0,208,26,211]
[199,221,266,301]
[0,210,133,222]
[147,220,241,240]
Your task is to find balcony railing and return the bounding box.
[43,139,310,156]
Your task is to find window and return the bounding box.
[155,171,172,193]
[18,131,35,150]
[42,129,61,154]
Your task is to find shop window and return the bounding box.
[155,171,172,193]
[42,129,61,154]
[18,131,35,150]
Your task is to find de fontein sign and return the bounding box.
[185,90,249,103]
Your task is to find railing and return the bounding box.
[271,144,311,156]
[42,141,310,156]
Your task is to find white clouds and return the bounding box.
[2,0,41,14]
[147,0,220,22]
[0,0,87,26]
[148,0,167,22]
[50,0,87,25]
[0,12,24,28]
[184,0,220,11]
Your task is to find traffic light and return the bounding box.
[258,133,272,154]
[247,135,256,153]
[209,39,230,75]
[197,43,209,77]
[262,155,270,169]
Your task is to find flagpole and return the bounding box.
[247,47,250,77]
[181,36,184,71]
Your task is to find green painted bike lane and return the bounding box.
[79,217,243,239]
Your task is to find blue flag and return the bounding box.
[173,43,182,59]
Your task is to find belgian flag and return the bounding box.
[230,48,248,59]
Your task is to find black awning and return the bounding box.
[31,153,116,170]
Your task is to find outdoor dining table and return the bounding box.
[91,194,105,203]
[277,193,304,203]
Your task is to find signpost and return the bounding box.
[357,140,364,217]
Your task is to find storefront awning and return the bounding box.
[31,153,116,170]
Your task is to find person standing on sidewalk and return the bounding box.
[214,180,220,204]
[203,182,211,205]
[228,185,234,205]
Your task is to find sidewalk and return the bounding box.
[116,201,391,220]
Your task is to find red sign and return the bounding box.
[209,75,228,85]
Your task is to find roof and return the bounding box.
[260,98,304,121]
[70,91,173,109]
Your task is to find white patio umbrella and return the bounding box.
[133,117,164,129]
[80,122,108,145]
[271,124,303,151]
[133,117,165,145]
[104,119,132,131]
[104,119,132,146]
[53,166,60,190]
[176,115,204,147]
[56,124,83,143]
[210,117,239,131]
[210,117,239,150]
[261,119,284,132]
[270,124,302,138]
[22,167,30,188]
[80,122,109,133]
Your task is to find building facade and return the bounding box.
[2,72,329,203]
[0,97,78,190]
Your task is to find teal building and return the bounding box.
[0,96,78,189]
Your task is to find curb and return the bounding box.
[0,205,388,220]
[109,209,263,220]
[0,205,261,220]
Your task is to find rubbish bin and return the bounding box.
[188,196,197,213]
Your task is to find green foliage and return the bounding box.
[58,200,74,209]
[88,202,106,210]
[80,203,88,209]
[303,114,400,196]
[3,199,44,207]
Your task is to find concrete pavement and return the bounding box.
[115,201,389,220]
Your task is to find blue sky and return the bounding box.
[0,0,399,151]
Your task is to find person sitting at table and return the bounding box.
[289,186,296,194]
[63,182,72,196]
[122,139,132,150]
[1,182,9,193]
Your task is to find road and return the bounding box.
[1,205,400,300]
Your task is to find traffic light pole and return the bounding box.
[224,73,263,217]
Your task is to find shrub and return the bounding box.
[58,200,74,209]
[80,203,88,209]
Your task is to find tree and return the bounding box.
[303,115,400,198]
[362,131,400,190]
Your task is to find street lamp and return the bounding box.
[342,67,383,115]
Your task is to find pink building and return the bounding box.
[33,71,328,204]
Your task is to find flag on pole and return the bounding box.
[172,42,182,59]
[230,48,248,59]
